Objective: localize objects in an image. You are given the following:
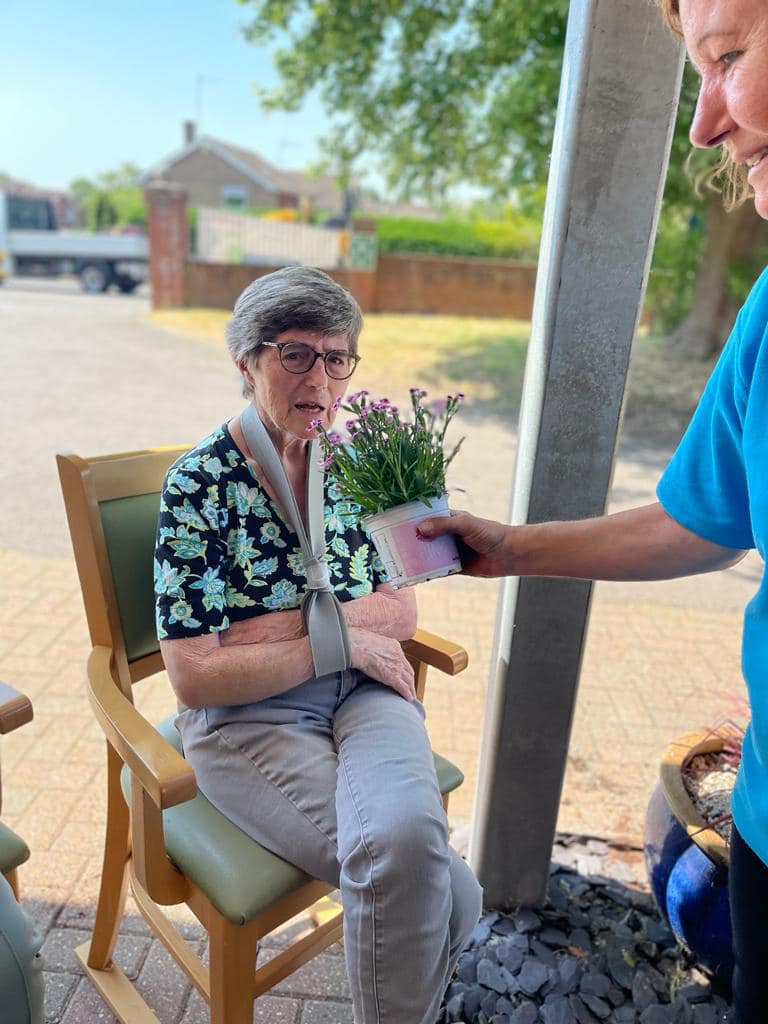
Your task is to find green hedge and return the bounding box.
[374,214,540,260]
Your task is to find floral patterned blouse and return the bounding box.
[154,423,387,640]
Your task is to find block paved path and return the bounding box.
[0,278,756,1021]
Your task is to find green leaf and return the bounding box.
[349,544,370,584]
[331,535,350,557]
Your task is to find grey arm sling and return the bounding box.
[240,404,351,677]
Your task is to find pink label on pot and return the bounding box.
[386,520,461,577]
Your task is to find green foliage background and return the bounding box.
[234,0,761,333]
[70,163,147,231]
[375,209,541,260]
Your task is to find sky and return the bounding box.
[1,0,347,193]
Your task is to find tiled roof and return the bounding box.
[143,135,344,211]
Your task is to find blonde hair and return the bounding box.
[655,0,751,209]
[656,0,681,36]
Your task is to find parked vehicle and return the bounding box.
[0,192,148,293]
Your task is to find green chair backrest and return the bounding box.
[100,491,162,663]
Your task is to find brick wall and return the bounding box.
[374,253,537,319]
[183,255,536,318]
[150,181,537,319]
[184,261,377,313]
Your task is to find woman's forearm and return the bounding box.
[508,503,746,581]
[219,607,304,647]
[220,584,418,649]
[162,634,314,709]
[342,585,417,640]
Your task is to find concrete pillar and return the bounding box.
[144,182,188,309]
[470,0,684,908]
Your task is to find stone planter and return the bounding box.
[643,728,733,978]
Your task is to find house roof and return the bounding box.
[0,174,72,200]
[140,135,343,212]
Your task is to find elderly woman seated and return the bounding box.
[154,266,482,1024]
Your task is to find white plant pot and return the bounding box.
[362,494,462,589]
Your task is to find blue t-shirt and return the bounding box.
[154,422,387,641]
[657,266,768,863]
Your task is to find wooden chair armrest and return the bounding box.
[0,681,33,734]
[402,629,468,676]
[87,646,196,810]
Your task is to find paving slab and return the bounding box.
[0,279,754,1019]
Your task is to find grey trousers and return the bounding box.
[178,669,482,1024]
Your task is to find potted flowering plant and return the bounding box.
[312,387,465,588]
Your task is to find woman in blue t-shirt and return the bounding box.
[155,266,481,1024]
[420,1,768,1019]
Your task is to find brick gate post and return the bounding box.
[144,182,188,309]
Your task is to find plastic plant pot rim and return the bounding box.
[658,727,736,869]
[361,494,448,529]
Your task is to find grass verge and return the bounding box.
[149,309,716,446]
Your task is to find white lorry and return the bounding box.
[0,192,149,293]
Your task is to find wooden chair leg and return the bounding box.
[88,743,131,970]
[3,867,20,901]
[208,913,260,1024]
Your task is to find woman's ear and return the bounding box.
[238,359,254,389]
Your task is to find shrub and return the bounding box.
[374,212,540,260]
[645,208,705,333]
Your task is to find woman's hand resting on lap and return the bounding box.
[348,628,416,702]
[216,602,417,701]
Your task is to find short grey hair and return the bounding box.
[226,267,363,396]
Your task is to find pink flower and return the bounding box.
[348,389,369,403]
[306,418,322,431]
[409,387,427,398]
[331,396,343,412]
[327,431,343,446]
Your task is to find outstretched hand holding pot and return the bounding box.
[417,511,512,578]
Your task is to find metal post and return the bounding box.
[469,0,685,908]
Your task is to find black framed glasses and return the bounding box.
[261,341,360,380]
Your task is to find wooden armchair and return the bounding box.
[57,445,469,1024]
[0,681,34,899]
[0,681,46,1024]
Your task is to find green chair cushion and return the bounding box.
[121,714,464,925]
[100,493,163,663]
[0,822,30,875]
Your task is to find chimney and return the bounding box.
[183,120,196,146]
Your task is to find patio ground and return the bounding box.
[0,278,754,1020]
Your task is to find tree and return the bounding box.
[240,0,568,199]
[68,162,147,231]
[237,0,768,356]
